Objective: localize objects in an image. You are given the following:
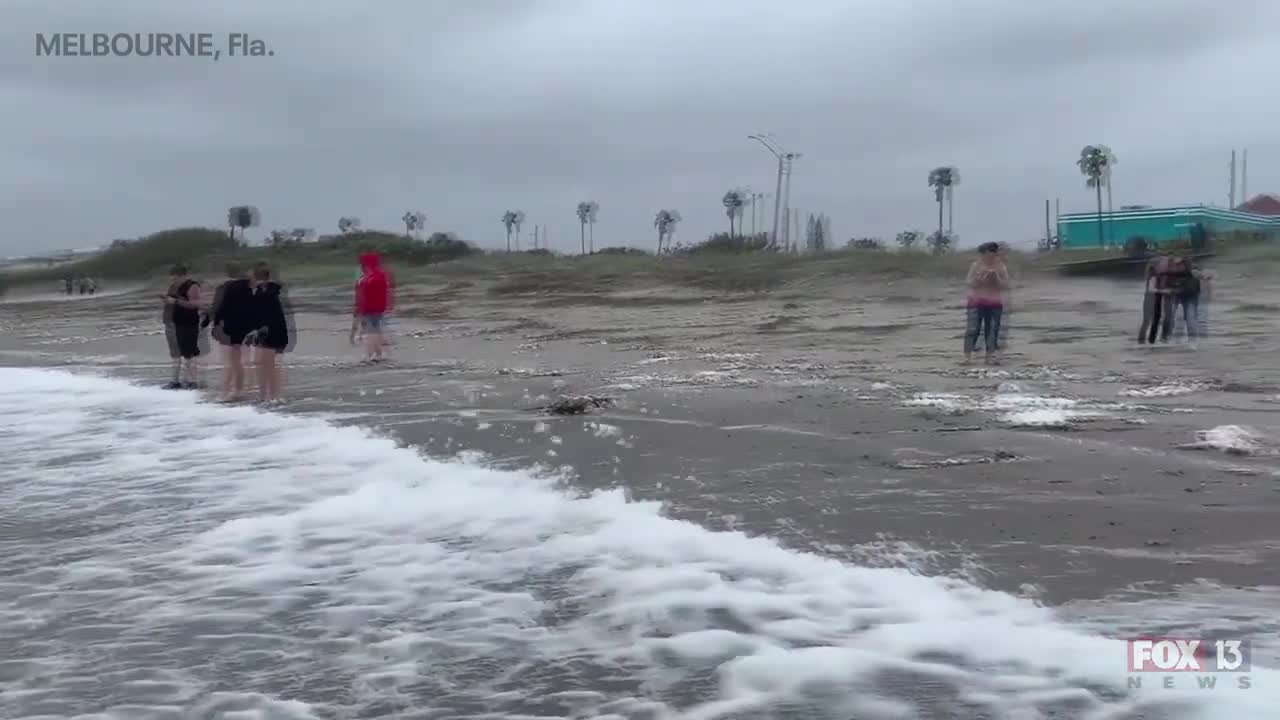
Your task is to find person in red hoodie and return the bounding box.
[351,252,394,362]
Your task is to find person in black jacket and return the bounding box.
[248,263,294,403]
[161,264,206,389]
[210,263,255,402]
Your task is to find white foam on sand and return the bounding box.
[1119,382,1210,398]
[904,389,1127,428]
[1,367,1275,719]
[1181,425,1278,456]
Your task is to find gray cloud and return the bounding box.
[2,0,1278,256]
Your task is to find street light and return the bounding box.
[748,134,801,250]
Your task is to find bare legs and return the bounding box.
[363,328,385,362]
[181,356,200,387]
[221,344,245,401]
[254,347,282,402]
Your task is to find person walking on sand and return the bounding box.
[963,242,1009,365]
[351,252,393,363]
[161,264,206,389]
[248,263,294,404]
[210,263,256,402]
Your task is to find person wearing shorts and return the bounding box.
[162,264,204,389]
[211,263,255,401]
[351,252,392,362]
[249,263,293,403]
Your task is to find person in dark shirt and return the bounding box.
[1138,252,1170,344]
[161,264,206,389]
[248,263,294,403]
[210,263,255,402]
[1165,254,1200,343]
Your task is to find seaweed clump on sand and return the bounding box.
[542,395,613,415]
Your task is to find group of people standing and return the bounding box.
[63,275,96,295]
[160,251,395,403]
[960,243,1212,364]
[162,261,293,403]
[1139,251,1210,345]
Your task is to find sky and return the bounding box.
[3,0,1279,256]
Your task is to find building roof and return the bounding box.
[1236,194,1280,216]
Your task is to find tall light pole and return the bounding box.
[749,134,800,249]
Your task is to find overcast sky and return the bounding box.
[3,0,1279,256]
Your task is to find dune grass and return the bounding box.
[6,224,1275,299]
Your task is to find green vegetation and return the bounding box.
[1,228,478,290]
[4,224,1274,299]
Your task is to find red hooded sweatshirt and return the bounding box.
[354,252,392,315]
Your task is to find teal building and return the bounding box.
[1057,205,1280,250]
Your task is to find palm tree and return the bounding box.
[654,209,681,254]
[402,211,425,238]
[338,216,361,234]
[1078,145,1116,247]
[512,210,525,251]
[586,201,598,253]
[927,167,959,244]
[501,210,519,252]
[227,206,260,243]
[895,230,920,250]
[722,189,746,238]
[576,201,592,255]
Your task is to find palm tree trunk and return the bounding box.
[588,223,594,254]
[657,229,663,255]
[1095,182,1104,247]
[580,222,586,255]
[506,229,511,252]
[937,198,944,245]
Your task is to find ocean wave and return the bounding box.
[0,368,1274,719]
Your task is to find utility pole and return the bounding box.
[780,153,799,251]
[748,134,800,250]
[1106,168,1114,246]
[1230,150,1237,209]
[1045,199,1052,250]
[1242,148,1249,206]
[772,160,784,247]
[534,224,539,250]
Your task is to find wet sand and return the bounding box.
[2,268,1278,616]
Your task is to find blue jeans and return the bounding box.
[1174,294,1200,339]
[965,306,1003,355]
[360,313,384,331]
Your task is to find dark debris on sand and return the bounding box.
[539,395,614,415]
[891,449,1022,470]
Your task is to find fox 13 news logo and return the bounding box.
[1127,638,1252,690]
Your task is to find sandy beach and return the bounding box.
[4,267,1278,603]
[2,262,1278,718]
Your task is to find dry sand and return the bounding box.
[2,266,1278,617]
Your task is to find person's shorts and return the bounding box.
[173,322,201,359]
[360,313,384,331]
[253,328,290,353]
